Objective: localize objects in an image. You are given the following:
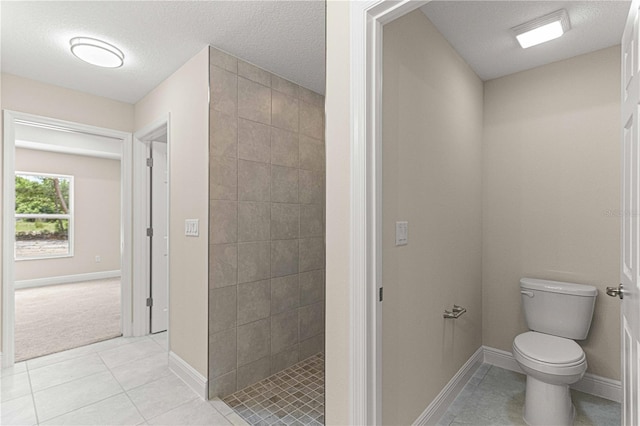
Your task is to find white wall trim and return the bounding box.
[349,1,430,423]
[482,346,622,403]
[132,131,151,337]
[2,110,133,367]
[482,345,523,373]
[15,140,121,160]
[413,346,484,426]
[572,372,623,403]
[169,351,208,400]
[14,270,121,290]
[3,111,18,368]
[120,132,133,338]
[410,346,621,426]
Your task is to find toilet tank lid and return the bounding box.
[520,278,598,297]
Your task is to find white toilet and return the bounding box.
[513,278,597,426]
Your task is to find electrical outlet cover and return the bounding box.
[395,221,408,246]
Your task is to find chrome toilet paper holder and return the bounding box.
[443,304,466,319]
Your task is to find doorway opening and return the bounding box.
[133,117,169,337]
[2,111,133,367]
[14,150,121,361]
[346,0,629,423]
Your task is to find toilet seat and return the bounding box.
[513,332,586,376]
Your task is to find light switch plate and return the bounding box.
[396,221,408,246]
[185,219,199,237]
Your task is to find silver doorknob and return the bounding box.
[606,284,624,299]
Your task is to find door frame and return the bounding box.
[348,1,429,424]
[132,114,171,337]
[2,110,133,367]
[620,0,639,422]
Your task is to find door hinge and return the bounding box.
[146,157,154,167]
[379,287,383,302]
[146,297,153,307]
[146,227,153,237]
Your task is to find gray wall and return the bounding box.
[483,46,620,380]
[382,11,483,424]
[208,46,326,397]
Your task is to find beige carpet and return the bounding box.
[15,278,121,362]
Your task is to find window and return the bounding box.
[15,172,74,260]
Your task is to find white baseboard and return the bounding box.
[14,270,121,289]
[413,345,622,426]
[572,373,622,403]
[482,345,622,403]
[413,346,484,426]
[169,351,208,400]
[482,346,524,374]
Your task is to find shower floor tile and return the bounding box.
[223,353,324,425]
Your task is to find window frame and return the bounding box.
[14,171,75,261]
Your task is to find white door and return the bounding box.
[618,1,640,423]
[150,141,168,333]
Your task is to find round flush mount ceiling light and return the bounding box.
[69,37,124,68]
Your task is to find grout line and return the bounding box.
[27,353,109,394]
[223,352,324,425]
[25,360,41,426]
[38,391,130,425]
[475,362,492,380]
[15,337,234,426]
[96,341,164,371]
[146,335,166,351]
[209,397,235,417]
[26,348,93,372]
[32,369,126,424]
[26,335,143,372]
[233,68,240,395]
[117,363,173,394]
[100,352,147,423]
[143,396,196,424]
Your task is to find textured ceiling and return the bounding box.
[421,1,630,81]
[1,1,325,104]
[1,1,630,104]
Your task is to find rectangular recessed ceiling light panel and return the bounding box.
[512,9,571,49]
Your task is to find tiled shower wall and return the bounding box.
[208,46,326,398]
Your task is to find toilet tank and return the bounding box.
[520,278,598,340]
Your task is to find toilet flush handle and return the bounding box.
[606,284,624,299]
[520,290,534,298]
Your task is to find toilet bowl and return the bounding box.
[513,278,597,426]
[513,332,587,426]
